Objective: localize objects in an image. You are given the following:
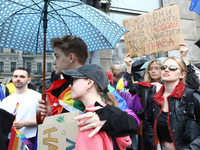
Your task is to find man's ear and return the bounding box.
[69,53,75,64]
[27,78,31,84]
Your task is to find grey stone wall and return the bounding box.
[163,0,200,64]
[100,49,113,71]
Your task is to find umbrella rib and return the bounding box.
[34,0,51,54]
[48,1,83,15]
[49,4,84,35]
[1,0,43,27]
[8,0,43,12]
[30,0,43,11]
[45,2,83,29]
[48,2,84,34]
[50,1,82,10]
[49,3,72,34]
[50,2,115,50]
[35,15,43,54]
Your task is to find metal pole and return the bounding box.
[42,0,48,99]
[37,0,48,124]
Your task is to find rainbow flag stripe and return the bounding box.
[13,102,19,116]
[8,102,33,150]
[14,127,33,147]
[8,126,19,150]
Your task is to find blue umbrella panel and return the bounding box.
[0,0,128,53]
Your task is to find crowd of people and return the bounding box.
[0,34,200,150]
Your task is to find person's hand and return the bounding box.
[75,106,106,138]
[14,121,25,129]
[179,43,189,65]
[123,53,132,74]
[123,53,132,67]
[37,97,51,117]
[179,43,189,58]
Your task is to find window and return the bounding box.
[37,62,42,73]
[113,48,118,56]
[0,62,4,72]
[23,51,33,55]
[0,48,4,53]
[47,63,52,72]
[122,48,126,54]
[11,62,16,72]
[26,62,31,72]
[11,49,15,53]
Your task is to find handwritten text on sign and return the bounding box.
[122,4,184,58]
[38,112,79,150]
[42,127,76,150]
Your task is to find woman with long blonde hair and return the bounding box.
[123,43,199,150]
[145,57,200,149]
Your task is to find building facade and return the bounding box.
[100,0,200,71]
[1,0,199,87]
[0,48,53,88]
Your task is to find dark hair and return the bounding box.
[51,35,89,65]
[14,68,30,78]
[28,82,36,90]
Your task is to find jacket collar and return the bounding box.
[153,81,185,105]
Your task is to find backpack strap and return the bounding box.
[184,87,196,120]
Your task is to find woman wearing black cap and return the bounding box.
[62,64,139,150]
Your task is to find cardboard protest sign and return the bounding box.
[38,111,80,150]
[122,4,184,58]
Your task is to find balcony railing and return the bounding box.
[34,71,43,75]
[22,51,35,58]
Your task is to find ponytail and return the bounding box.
[103,87,118,107]
[94,83,118,107]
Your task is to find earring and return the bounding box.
[87,88,89,91]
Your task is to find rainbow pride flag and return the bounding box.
[45,79,85,115]
[8,126,33,150]
[8,103,33,150]
[8,126,19,150]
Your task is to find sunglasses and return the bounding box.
[70,76,88,86]
[160,65,182,71]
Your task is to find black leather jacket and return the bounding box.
[145,82,200,150]
[124,64,199,150]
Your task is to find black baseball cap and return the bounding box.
[62,64,108,91]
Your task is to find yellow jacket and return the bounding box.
[5,82,16,94]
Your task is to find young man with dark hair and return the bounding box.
[37,35,139,139]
